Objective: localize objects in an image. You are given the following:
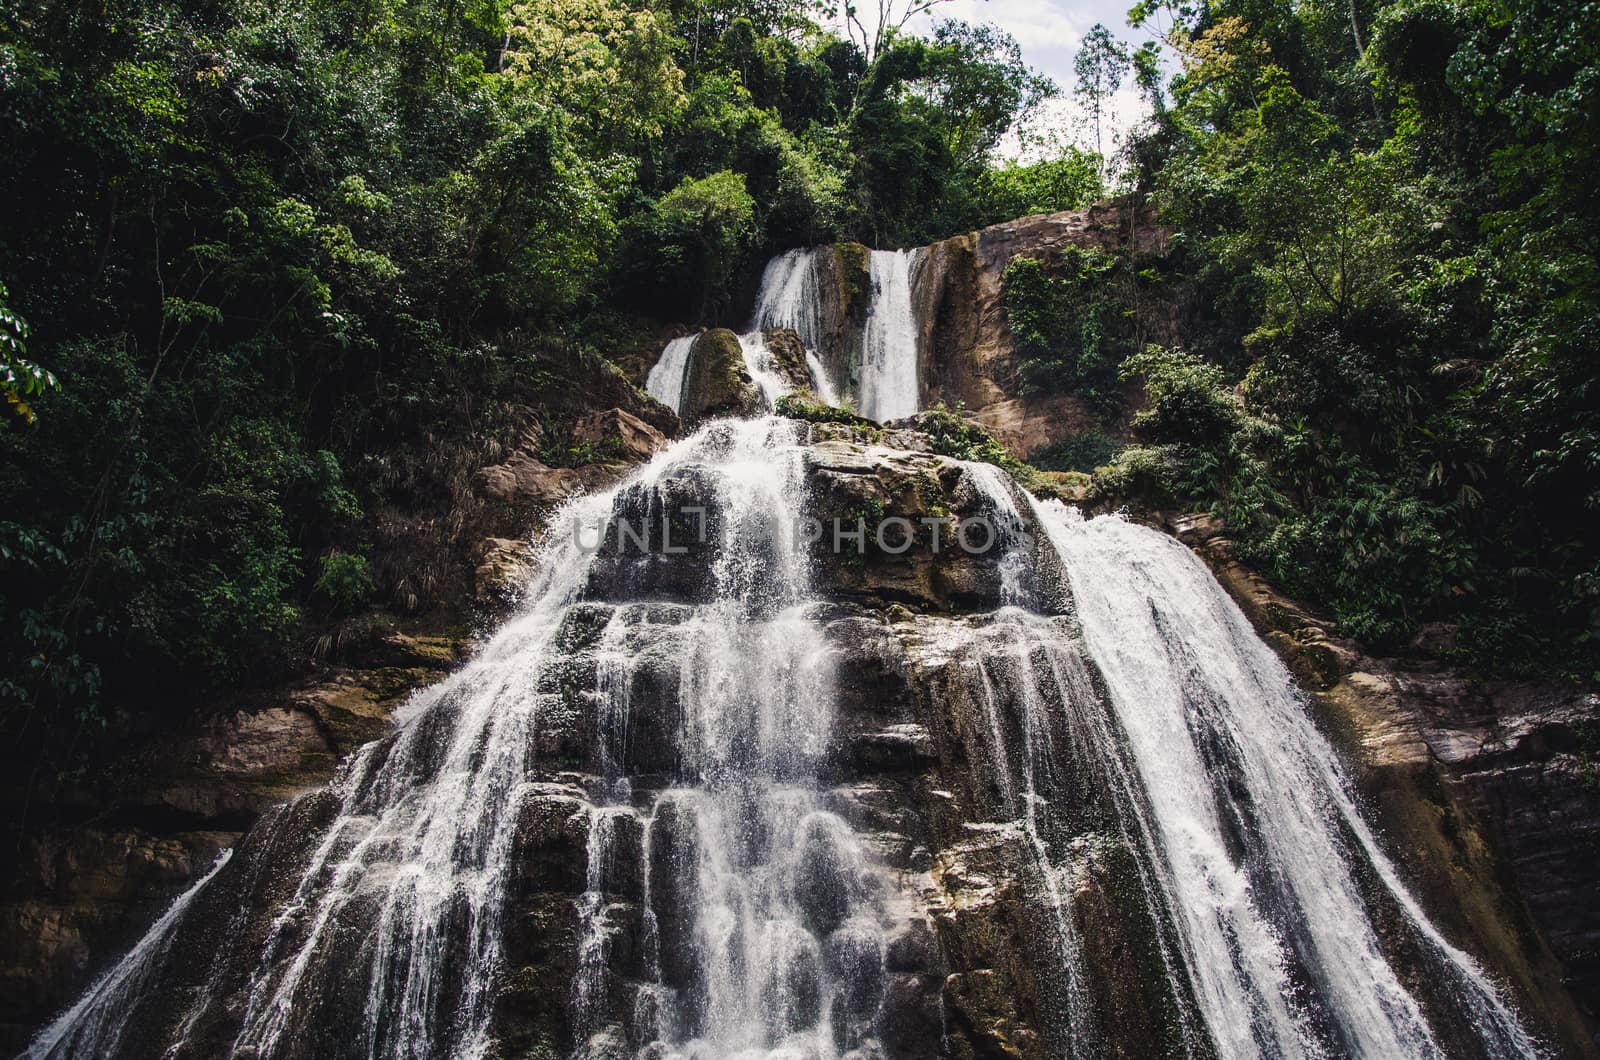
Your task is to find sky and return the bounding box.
[851,0,1163,162]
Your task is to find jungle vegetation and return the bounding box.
[1,0,1596,761]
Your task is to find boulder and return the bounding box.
[573,407,667,464]
[761,327,813,393]
[678,329,761,425]
[475,451,582,505]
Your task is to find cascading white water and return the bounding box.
[1035,503,1543,1060]
[23,851,233,1060]
[568,418,893,1058]
[643,330,797,417]
[652,244,923,419]
[936,463,1102,1053]
[751,249,828,352]
[645,335,697,414]
[856,249,920,422]
[736,329,791,409]
[750,248,840,405]
[27,418,902,1060]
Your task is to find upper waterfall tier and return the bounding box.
[644,200,1179,453]
[647,242,926,422]
[857,249,921,422]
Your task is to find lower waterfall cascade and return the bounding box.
[24,242,1550,1059]
[23,410,1548,1060]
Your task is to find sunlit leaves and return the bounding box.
[502,0,686,143]
[0,282,56,424]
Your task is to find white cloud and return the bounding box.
[909,0,1094,52]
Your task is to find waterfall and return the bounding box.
[24,419,907,1059]
[751,248,828,352]
[25,408,1548,1053]
[750,247,841,405]
[736,329,791,408]
[749,244,924,416]
[857,249,921,422]
[23,851,233,1060]
[564,417,893,1057]
[1035,503,1542,1060]
[645,334,696,414]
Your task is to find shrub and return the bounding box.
[315,552,376,614]
[1028,430,1119,473]
[774,392,876,428]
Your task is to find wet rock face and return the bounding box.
[577,434,1068,613]
[453,602,1185,1059]
[678,329,762,424]
[15,441,1163,1059]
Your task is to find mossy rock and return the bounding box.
[834,242,872,323]
[679,328,761,424]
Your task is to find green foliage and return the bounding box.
[774,392,876,428]
[653,170,758,316]
[1123,345,1240,443]
[0,0,1086,744]
[1086,444,1185,506]
[0,282,55,423]
[1119,0,1600,675]
[1028,431,1118,473]
[315,552,376,614]
[913,404,1045,490]
[844,20,1063,244]
[980,152,1104,219]
[1003,249,1135,409]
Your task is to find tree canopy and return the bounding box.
[0,0,1100,747]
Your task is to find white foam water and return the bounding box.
[1035,503,1543,1060]
[645,334,698,414]
[856,249,921,422]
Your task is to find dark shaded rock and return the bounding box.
[679,329,761,425]
[643,794,704,994]
[581,464,730,604]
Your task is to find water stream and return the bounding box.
[856,249,920,422]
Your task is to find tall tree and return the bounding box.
[1073,23,1131,174]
